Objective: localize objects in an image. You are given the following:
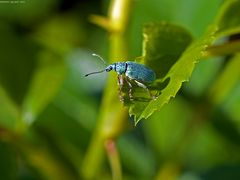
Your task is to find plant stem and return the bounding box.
[81,0,132,179]
[105,139,122,180]
[204,40,240,58]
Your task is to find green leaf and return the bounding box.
[184,57,223,96]
[21,51,66,125]
[0,23,38,105]
[128,22,194,124]
[209,54,240,105]
[136,26,217,122]
[33,15,86,54]
[140,22,192,79]
[215,0,240,37]
[0,86,19,130]
[130,0,240,124]
[222,83,240,127]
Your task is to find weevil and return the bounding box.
[85,54,156,100]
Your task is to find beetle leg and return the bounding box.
[125,78,134,101]
[134,80,156,99]
[117,75,124,101]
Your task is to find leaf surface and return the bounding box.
[130,0,240,124]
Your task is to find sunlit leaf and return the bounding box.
[130,0,240,124]
[137,26,217,122]
[127,23,192,123]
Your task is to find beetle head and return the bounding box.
[105,65,114,72]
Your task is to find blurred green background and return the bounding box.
[0,0,240,179]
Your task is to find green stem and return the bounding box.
[81,0,132,179]
[204,40,240,58]
[105,139,122,180]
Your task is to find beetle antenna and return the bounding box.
[92,53,107,65]
[85,69,106,77]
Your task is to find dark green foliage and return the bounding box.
[0,0,240,179]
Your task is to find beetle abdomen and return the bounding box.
[125,62,156,83]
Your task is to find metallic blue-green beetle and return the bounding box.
[85,54,156,99]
